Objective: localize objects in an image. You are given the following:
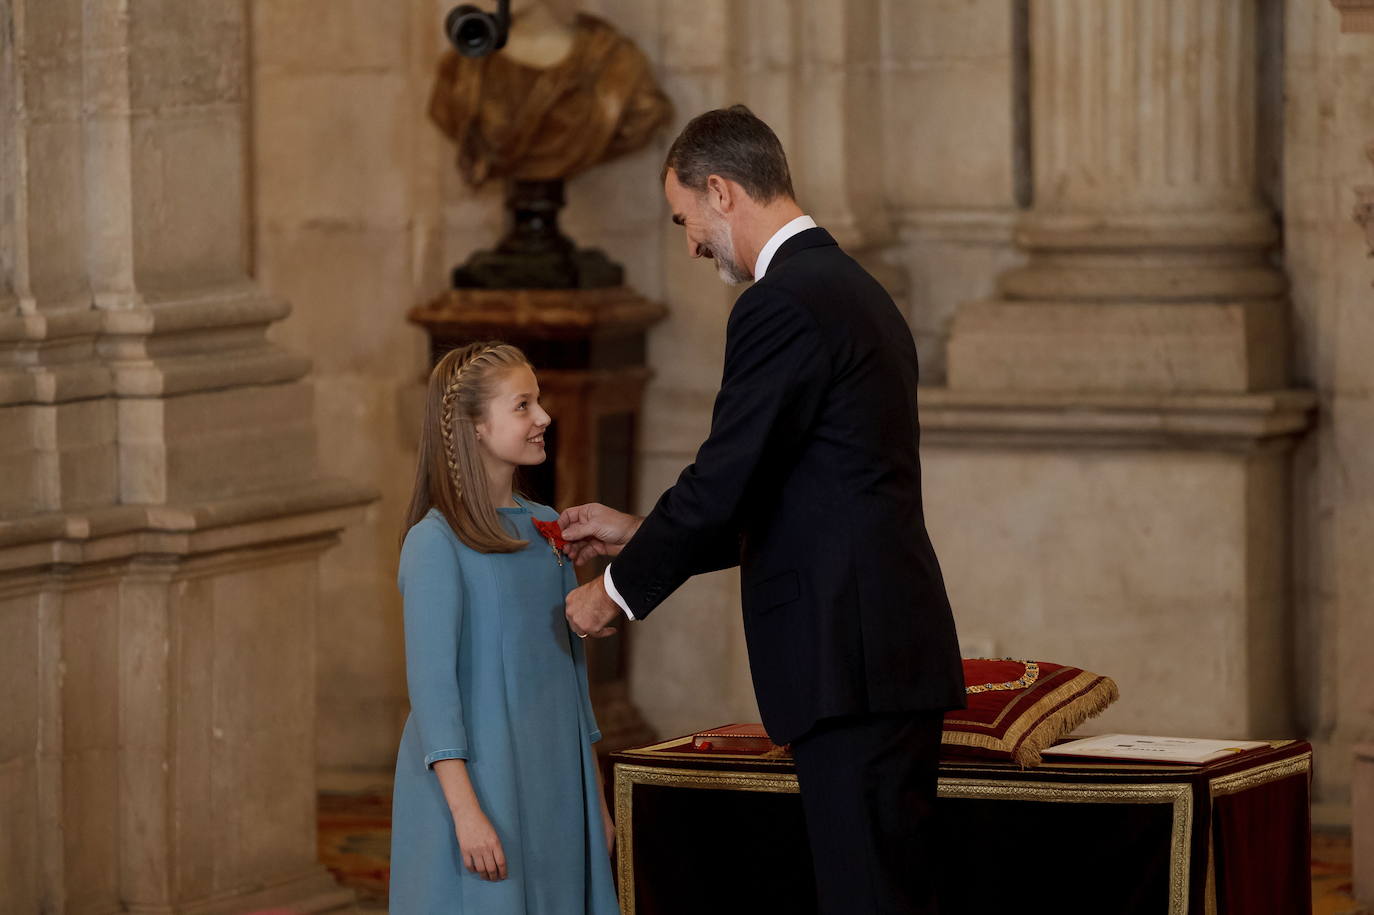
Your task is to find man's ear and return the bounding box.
[705,174,735,215]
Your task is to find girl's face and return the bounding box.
[475,364,551,467]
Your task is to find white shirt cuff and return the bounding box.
[603,565,636,620]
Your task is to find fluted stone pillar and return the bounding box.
[949,0,1286,393]
[925,0,1315,741]
[1,0,371,911]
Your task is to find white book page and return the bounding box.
[1044,734,1268,764]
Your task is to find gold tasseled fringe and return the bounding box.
[942,677,1120,768]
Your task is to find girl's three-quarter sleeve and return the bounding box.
[564,560,602,744]
[399,521,470,767]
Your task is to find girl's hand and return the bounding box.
[454,808,507,881]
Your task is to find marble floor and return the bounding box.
[319,771,1365,913]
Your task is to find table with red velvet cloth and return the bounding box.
[611,735,1312,915]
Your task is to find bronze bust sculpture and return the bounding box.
[429,1,671,288]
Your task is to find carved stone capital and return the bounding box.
[1331,0,1374,32]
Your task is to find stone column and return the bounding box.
[949,0,1286,394]
[926,0,1315,740]
[1,0,372,911]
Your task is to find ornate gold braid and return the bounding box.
[964,658,1041,694]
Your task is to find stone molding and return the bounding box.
[895,208,1020,247]
[0,478,375,575]
[1332,0,1374,32]
[0,309,111,405]
[919,387,1317,453]
[0,284,312,407]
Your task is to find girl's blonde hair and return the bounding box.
[402,341,533,553]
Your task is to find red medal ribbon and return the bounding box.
[532,518,568,553]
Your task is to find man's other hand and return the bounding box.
[565,576,622,639]
[557,503,643,565]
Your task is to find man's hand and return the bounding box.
[558,503,643,566]
[565,575,622,639]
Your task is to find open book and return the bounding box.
[1043,734,1268,765]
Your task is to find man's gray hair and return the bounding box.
[662,105,796,203]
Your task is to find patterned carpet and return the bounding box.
[1313,830,1367,915]
[318,774,1365,913]
[318,774,394,909]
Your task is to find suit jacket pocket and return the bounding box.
[748,569,800,614]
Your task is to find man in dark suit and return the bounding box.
[561,105,965,914]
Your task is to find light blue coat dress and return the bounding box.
[389,499,618,914]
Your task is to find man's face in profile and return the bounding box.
[664,169,752,285]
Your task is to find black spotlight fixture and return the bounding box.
[444,1,511,58]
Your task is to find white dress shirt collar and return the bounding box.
[753,214,818,281]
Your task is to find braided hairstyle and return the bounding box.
[402,341,534,553]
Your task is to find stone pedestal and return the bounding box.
[410,286,667,754]
[934,0,1315,739]
[2,497,370,915]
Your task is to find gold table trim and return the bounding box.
[1208,750,1311,798]
[613,763,1192,915]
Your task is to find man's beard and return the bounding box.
[702,217,753,285]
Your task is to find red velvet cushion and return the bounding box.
[941,659,1119,767]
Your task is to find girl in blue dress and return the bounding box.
[390,341,619,914]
